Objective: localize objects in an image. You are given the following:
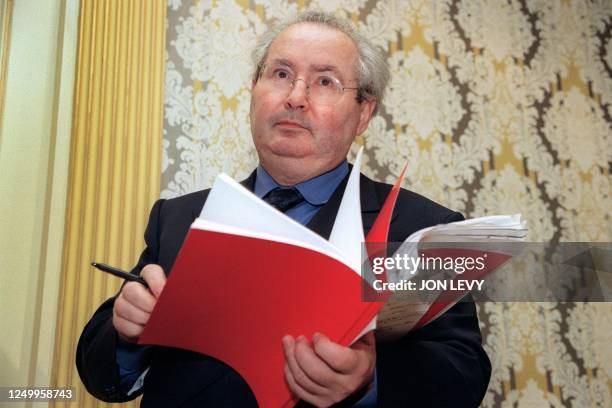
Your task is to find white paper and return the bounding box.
[328,147,365,274]
[200,174,347,264]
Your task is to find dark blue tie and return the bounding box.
[263,188,304,212]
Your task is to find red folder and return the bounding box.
[140,230,382,407]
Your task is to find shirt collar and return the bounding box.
[254,161,349,206]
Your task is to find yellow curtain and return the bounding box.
[51,1,165,406]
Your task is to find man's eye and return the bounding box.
[317,76,335,88]
[273,69,290,79]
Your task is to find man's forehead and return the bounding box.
[266,23,358,72]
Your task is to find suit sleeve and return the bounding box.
[376,211,491,407]
[75,199,165,402]
[377,301,490,407]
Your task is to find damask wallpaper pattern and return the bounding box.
[162,1,611,406]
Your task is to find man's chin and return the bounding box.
[266,140,312,159]
[267,152,310,167]
[260,153,320,185]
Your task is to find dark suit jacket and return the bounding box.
[76,172,491,407]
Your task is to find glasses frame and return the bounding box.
[257,63,363,105]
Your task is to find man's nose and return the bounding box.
[284,79,309,110]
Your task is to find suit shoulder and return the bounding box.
[395,188,461,223]
[367,176,463,235]
[157,189,211,216]
[157,171,254,216]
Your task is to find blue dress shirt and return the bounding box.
[253,161,348,224]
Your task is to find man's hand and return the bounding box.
[282,331,376,407]
[112,264,166,342]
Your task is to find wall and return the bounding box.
[162,1,611,406]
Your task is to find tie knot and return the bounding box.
[263,188,304,212]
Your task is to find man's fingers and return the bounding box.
[112,312,145,341]
[121,281,156,313]
[284,363,337,408]
[283,333,376,405]
[282,336,329,396]
[312,333,359,373]
[293,336,337,385]
[115,294,151,325]
[112,264,165,340]
[284,363,328,407]
[140,264,166,298]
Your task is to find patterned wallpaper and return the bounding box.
[161,1,611,406]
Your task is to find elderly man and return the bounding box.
[77,11,490,407]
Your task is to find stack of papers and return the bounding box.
[376,214,528,340]
[408,214,528,243]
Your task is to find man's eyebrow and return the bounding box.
[310,64,346,81]
[269,59,339,72]
[310,64,338,73]
[269,58,294,68]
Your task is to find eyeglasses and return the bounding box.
[258,64,361,106]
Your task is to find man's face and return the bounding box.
[250,23,375,185]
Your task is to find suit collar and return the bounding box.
[240,169,257,190]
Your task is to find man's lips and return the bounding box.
[275,120,308,130]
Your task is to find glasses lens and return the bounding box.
[263,65,292,88]
[309,75,342,105]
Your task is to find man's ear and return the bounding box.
[251,79,257,89]
[356,99,376,135]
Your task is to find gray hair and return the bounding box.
[251,10,389,114]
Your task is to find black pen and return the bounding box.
[91,262,149,288]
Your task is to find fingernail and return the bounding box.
[313,332,321,342]
[297,335,306,342]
